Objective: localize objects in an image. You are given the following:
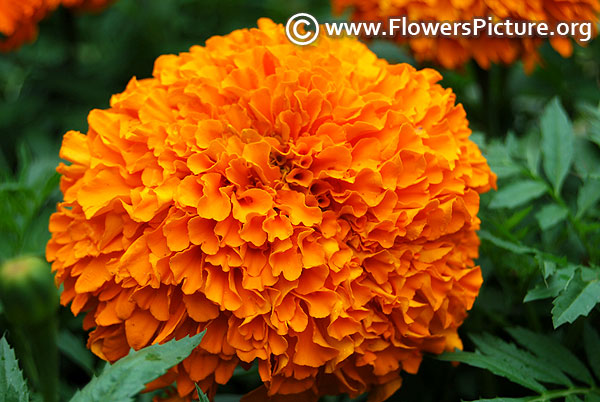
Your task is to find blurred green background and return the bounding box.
[1,1,600,401]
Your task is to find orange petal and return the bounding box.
[125,309,160,350]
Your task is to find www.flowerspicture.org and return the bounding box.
[285,13,593,46]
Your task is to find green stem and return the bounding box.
[527,386,599,401]
[7,326,39,390]
[9,319,59,402]
[475,64,497,138]
[473,63,510,138]
[28,318,59,402]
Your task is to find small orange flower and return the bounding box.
[47,18,496,401]
[333,0,600,70]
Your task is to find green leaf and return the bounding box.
[505,132,521,157]
[583,322,600,381]
[507,327,592,385]
[0,336,30,402]
[438,350,546,393]
[535,204,569,230]
[525,131,542,175]
[574,138,600,180]
[195,383,210,402]
[469,399,530,402]
[552,269,600,328]
[537,256,556,280]
[525,266,575,302]
[585,392,600,402]
[525,280,566,302]
[492,165,523,179]
[579,103,600,148]
[540,97,574,194]
[576,178,600,219]
[471,333,569,388]
[70,332,205,402]
[485,141,522,179]
[505,206,534,232]
[479,230,536,255]
[489,180,548,209]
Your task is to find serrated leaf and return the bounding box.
[469,399,531,402]
[524,266,575,302]
[552,269,600,328]
[583,322,600,381]
[0,336,30,402]
[507,327,592,385]
[70,332,204,402]
[576,178,600,219]
[471,333,569,388]
[525,281,566,302]
[438,350,546,393]
[535,204,569,230]
[489,180,548,209]
[541,97,574,194]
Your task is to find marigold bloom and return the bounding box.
[47,18,496,401]
[333,0,600,70]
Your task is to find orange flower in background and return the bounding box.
[333,0,600,70]
[0,0,114,51]
[47,18,496,401]
[0,0,57,51]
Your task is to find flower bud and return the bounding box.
[0,255,59,326]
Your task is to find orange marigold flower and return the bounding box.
[333,0,600,70]
[47,18,496,401]
[0,0,58,51]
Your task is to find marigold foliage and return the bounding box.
[47,18,496,401]
[0,0,114,51]
[333,0,600,70]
